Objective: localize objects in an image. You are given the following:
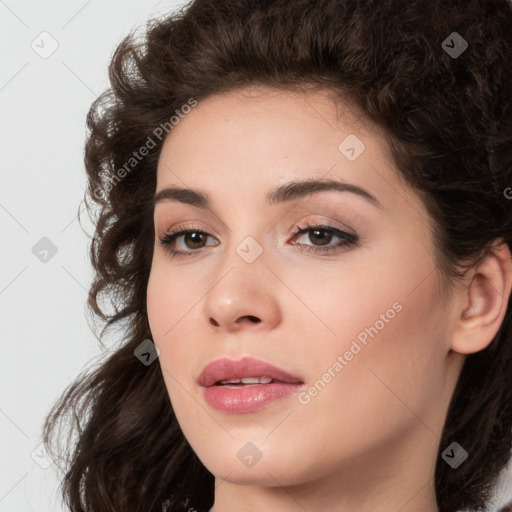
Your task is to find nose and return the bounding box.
[202,247,282,333]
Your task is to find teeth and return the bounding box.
[257,377,273,384]
[218,376,273,385]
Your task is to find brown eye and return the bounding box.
[290,223,358,255]
[158,227,219,257]
[308,229,333,246]
[183,232,207,249]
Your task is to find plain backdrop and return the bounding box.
[0,1,511,511]
[0,1,189,511]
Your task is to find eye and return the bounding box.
[157,221,358,258]
[158,224,219,258]
[289,221,358,254]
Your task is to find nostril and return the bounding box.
[209,316,260,326]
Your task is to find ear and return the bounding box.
[450,242,512,355]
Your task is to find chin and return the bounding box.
[198,448,300,486]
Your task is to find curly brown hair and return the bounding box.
[43,0,512,511]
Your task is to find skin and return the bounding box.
[146,86,512,512]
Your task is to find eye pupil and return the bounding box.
[186,232,205,248]
[310,229,331,246]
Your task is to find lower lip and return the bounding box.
[202,382,303,413]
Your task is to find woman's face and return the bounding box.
[147,87,463,496]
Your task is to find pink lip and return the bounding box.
[198,357,304,413]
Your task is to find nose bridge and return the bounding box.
[212,231,269,300]
[217,207,268,274]
[202,230,281,331]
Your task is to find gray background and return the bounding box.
[0,1,510,511]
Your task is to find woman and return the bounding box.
[43,0,512,511]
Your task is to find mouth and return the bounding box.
[198,356,303,388]
[198,357,304,413]
[214,376,275,386]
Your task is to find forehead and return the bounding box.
[161,88,377,171]
[155,86,425,223]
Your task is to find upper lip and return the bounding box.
[198,357,304,387]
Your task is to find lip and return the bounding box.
[198,357,304,413]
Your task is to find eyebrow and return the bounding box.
[153,178,382,210]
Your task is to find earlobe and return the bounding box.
[450,242,512,355]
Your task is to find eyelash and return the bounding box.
[157,221,358,259]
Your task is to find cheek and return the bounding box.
[328,282,446,429]
[146,258,199,340]
[146,263,194,372]
[287,268,447,465]
[146,267,170,342]
[147,266,200,421]
[300,238,447,401]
